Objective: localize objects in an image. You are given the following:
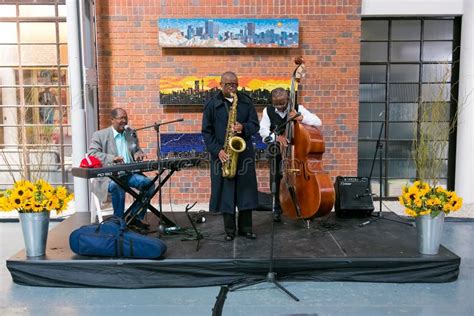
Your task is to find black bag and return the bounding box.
[69,216,166,259]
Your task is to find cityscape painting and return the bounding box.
[160,133,267,160]
[158,18,299,48]
[159,76,291,106]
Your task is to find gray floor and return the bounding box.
[1,218,474,316]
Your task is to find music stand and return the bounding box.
[229,119,299,302]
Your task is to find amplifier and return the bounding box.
[334,176,374,218]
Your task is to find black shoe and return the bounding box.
[238,232,257,240]
[224,234,234,241]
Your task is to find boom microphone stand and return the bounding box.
[153,118,184,235]
[230,117,299,302]
[132,118,185,234]
[359,121,411,227]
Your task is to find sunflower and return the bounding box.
[46,196,60,210]
[55,186,68,200]
[31,200,44,212]
[9,191,24,209]
[12,186,33,201]
[400,181,463,217]
[405,208,418,217]
[0,196,13,211]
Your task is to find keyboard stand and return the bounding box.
[110,167,177,227]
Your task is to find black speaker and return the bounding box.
[334,176,374,218]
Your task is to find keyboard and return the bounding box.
[72,157,202,179]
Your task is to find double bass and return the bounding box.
[279,57,335,221]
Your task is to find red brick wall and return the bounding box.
[95,0,361,204]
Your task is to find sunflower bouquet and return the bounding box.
[0,179,74,214]
[399,180,462,218]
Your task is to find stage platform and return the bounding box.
[7,210,460,288]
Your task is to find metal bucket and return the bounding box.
[19,211,50,257]
[415,212,445,255]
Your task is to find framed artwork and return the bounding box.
[158,18,299,48]
[160,133,267,159]
[159,76,291,106]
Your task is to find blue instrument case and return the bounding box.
[69,216,166,259]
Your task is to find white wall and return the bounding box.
[362,0,463,16]
[455,0,474,203]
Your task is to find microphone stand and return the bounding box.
[359,121,411,227]
[230,117,299,302]
[138,118,184,235]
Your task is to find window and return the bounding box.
[359,18,460,197]
[0,2,71,190]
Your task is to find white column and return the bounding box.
[455,0,474,203]
[67,0,89,212]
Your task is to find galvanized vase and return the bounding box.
[19,211,50,257]
[415,212,445,255]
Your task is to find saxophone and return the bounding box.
[222,92,246,178]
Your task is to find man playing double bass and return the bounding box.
[259,87,322,222]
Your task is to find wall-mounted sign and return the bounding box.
[158,18,299,48]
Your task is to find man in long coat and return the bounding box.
[202,71,259,241]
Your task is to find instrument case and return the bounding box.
[69,216,166,259]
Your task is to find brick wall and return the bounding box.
[95,0,362,204]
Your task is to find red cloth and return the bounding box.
[80,155,102,168]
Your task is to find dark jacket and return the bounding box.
[201,91,259,214]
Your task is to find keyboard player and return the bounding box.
[88,108,153,231]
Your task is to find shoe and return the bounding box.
[238,232,257,240]
[273,213,282,222]
[224,234,234,241]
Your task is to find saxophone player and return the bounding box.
[202,71,259,241]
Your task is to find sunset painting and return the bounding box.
[159,76,292,106]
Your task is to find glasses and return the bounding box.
[222,82,238,88]
[113,116,127,121]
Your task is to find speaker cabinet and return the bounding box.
[334,176,374,218]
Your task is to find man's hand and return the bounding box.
[113,156,124,164]
[218,150,229,163]
[135,152,146,162]
[232,122,243,134]
[290,110,303,121]
[277,135,288,145]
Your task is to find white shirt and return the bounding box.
[259,104,322,142]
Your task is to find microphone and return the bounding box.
[124,125,137,137]
[164,226,182,234]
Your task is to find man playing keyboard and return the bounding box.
[88,108,154,231]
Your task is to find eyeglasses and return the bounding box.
[222,82,238,88]
[113,116,127,121]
